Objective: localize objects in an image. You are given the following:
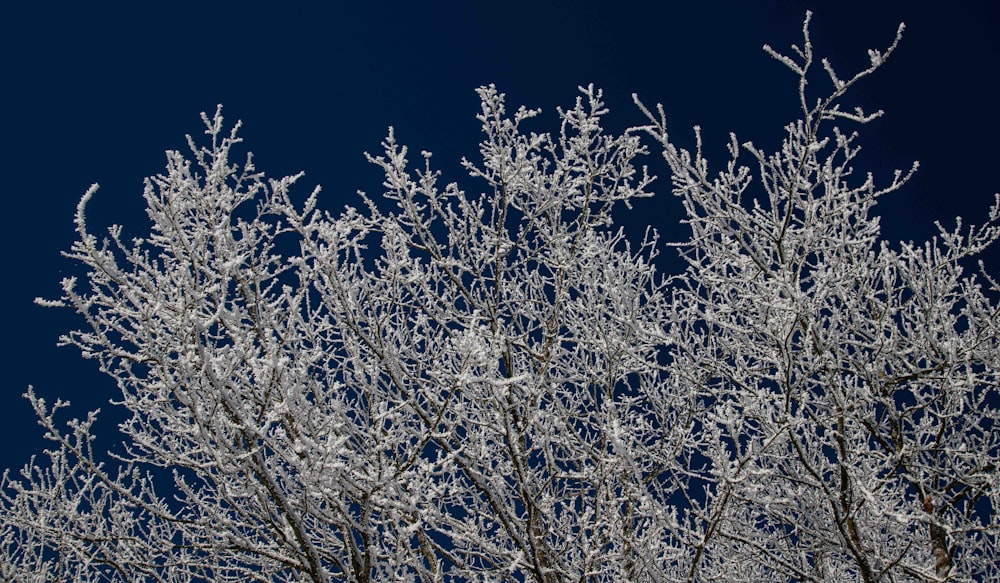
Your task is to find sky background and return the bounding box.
[1,0,997,473]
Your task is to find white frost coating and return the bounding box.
[33,297,66,308]
[3,15,998,583]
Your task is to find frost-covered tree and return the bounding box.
[633,14,999,581]
[2,13,997,582]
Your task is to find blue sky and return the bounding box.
[1,0,997,472]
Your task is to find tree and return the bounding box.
[2,13,998,582]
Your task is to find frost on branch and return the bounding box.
[3,15,999,583]
[636,13,999,582]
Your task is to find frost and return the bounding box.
[5,14,998,583]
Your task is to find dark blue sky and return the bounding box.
[1,1,997,472]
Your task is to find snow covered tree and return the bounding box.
[2,13,997,582]
[633,14,999,581]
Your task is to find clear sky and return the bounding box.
[1,0,997,473]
